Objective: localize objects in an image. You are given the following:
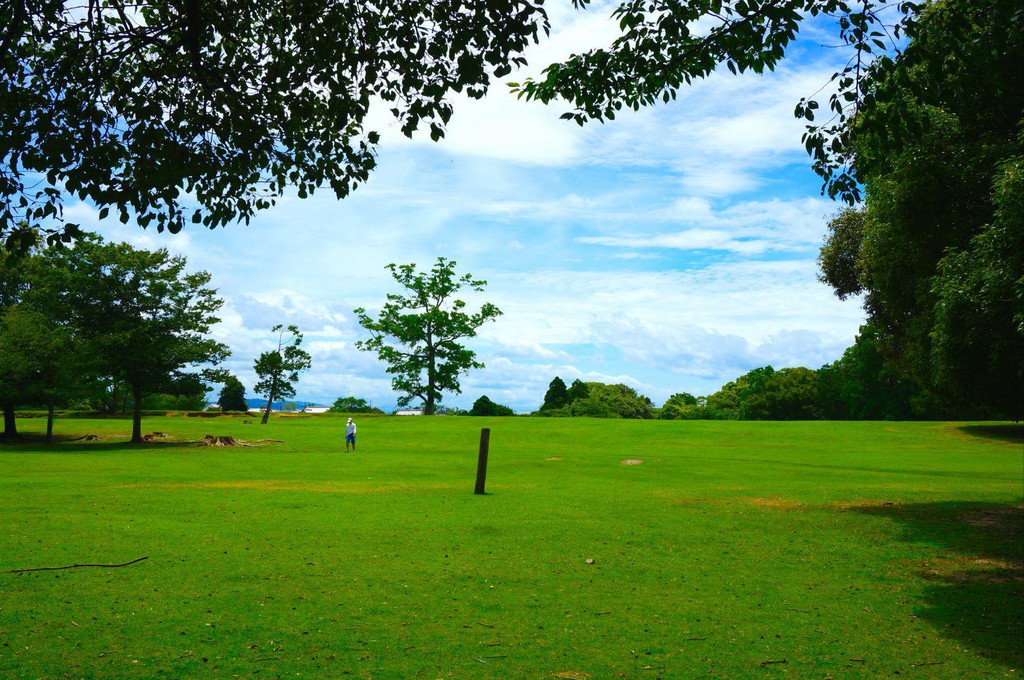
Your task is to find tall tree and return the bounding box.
[1,1,548,247]
[818,0,1023,417]
[355,258,502,415]
[540,376,569,411]
[52,237,229,442]
[0,233,40,437]
[0,305,90,442]
[218,375,249,412]
[253,325,312,425]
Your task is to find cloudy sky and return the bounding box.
[81,2,865,412]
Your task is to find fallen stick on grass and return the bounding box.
[5,556,148,573]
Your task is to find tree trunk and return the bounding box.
[261,378,276,425]
[424,350,436,415]
[46,401,55,443]
[1,402,16,439]
[131,384,143,443]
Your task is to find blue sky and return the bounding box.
[78,2,866,412]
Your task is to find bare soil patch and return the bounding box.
[747,497,803,510]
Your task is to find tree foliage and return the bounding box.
[540,376,569,411]
[816,324,929,420]
[511,0,924,203]
[217,375,249,412]
[469,395,516,416]
[536,380,654,419]
[253,325,312,424]
[818,0,1023,418]
[330,396,381,414]
[49,237,228,441]
[354,258,501,415]
[1,1,549,247]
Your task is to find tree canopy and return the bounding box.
[354,258,502,415]
[1,1,549,247]
[511,0,924,202]
[818,0,1023,418]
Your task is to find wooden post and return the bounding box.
[474,428,490,495]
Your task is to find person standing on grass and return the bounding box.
[345,418,357,452]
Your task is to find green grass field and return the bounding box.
[1,415,1021,679]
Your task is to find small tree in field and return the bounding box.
[354,258,501,415]
[253,325,312,424]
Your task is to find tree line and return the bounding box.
[0,232,313,442]
[528,318,1000,421]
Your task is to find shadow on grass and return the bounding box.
[957,424,1024,445]
[0,434,211,453]
[853,501,1023,669]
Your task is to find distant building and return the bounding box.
[395,409,424,416]
[301,405,330,414]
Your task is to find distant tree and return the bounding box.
[540,376,570,411]
[48,237,228,442]
[218,375,249,412]
[355,258,502,415]
[253,325,312,425]
[665,392,698,408]
[470,395,516,417]
[571,383,654,419]
[330,396,373,413]
[659,392,699,420]
[566,379,590,404]
[141,374,214,411]
[2,2,549,247]
[434,405,468,416]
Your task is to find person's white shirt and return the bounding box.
[346,422,357,435]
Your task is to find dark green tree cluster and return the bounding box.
[0,233,228,442]
[469,395,516,417]
[536,378,655,419]
[817,0,1023,419]
[704,367,821,420]
[217,375,249,413]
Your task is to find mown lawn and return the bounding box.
[1,415,1021,679]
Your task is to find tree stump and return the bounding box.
[200,435,244,446]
